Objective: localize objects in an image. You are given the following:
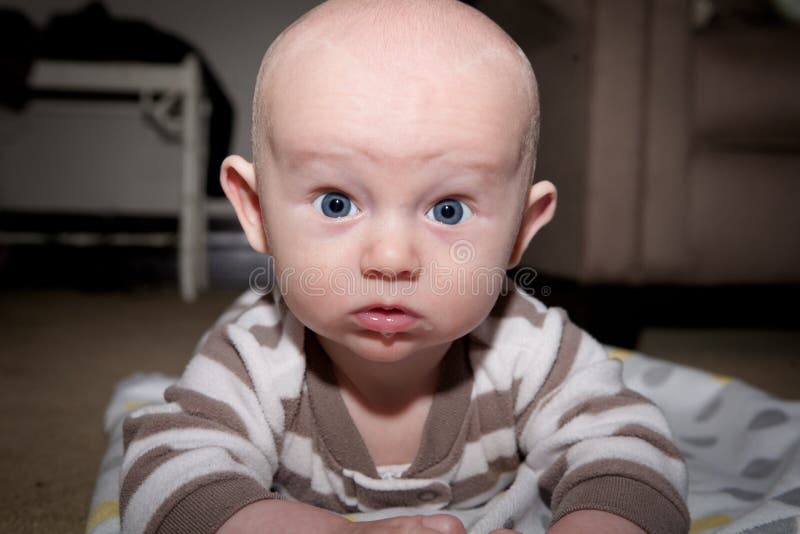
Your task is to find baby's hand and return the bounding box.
[344,514,466,534]
[218,500,465,534]
[546,510,645,533]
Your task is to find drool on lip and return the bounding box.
[354,307,420,333]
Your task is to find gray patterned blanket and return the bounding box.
[85,349,800,534]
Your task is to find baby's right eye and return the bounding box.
[312,192,360,218]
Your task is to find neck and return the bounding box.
[320,337,453,412]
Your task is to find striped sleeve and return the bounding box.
[120,300,305,534]
[514,308,690,534]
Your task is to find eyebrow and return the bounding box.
[284,145,506,176]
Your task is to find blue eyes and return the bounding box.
[313,192,359,218]
[312,192,473,225]
[425,199,473,225]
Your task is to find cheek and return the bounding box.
[274,264,349,334]
[421,264,507,331]
[267,208,349,266]
[271,245,360,321]
[448,229,517,275]
[434,292,500,340]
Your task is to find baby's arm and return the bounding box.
[120,323,292,534]
[515,311,690,534]
[218,501,345,534]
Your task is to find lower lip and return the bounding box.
[354,309,419,333]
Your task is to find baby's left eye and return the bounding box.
[425,199,473,225]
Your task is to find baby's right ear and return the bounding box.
[220,155,269,254]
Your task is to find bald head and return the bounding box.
[252,0,539,182]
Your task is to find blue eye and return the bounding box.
[313,192,359,218]
[426,199,473,225]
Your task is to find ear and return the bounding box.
[220,155,270,254]
[507,180,557,269]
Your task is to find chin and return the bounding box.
[349,331,419,361]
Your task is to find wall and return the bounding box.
[0,0,321,213]
[477,0,592,278]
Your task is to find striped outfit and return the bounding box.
[121,285,689,534]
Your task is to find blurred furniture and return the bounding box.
[510,0,800,284]
[1,55,210,300]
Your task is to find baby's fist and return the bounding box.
[344,514,466,534]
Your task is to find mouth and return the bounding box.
[353,304,421,334]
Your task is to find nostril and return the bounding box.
[366,267,401,279]
[362,264,422,283]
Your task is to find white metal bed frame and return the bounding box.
[18,55,210,301]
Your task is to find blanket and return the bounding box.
[85,349,800,534]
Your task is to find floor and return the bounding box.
[0,289,238,534]
[638,327,800,399]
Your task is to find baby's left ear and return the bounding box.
[507,180,557,269]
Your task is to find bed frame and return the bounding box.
[9,55,211,301]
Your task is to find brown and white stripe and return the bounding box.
[121,285,690,534]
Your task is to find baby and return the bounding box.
[121,1,689,533]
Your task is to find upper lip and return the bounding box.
[354,303,421,318]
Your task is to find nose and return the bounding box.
[360,216,422,281]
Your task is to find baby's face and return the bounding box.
[256,42,536,364]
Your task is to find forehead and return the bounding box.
[260,41,533,170]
